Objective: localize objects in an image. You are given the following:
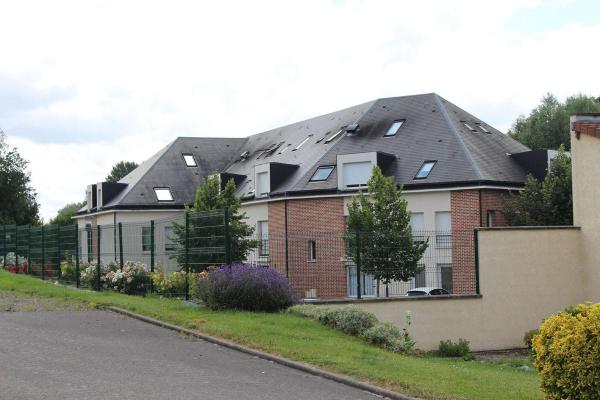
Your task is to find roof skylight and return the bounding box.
[462,122,476,132]
[293,135,313,151]
[183,154,197,167]
[310,166,335,182]
[414,161,436,179]
[154,188,174,202]
[477,124,491,134]
[325,127,345,144]
[385,120,405,137]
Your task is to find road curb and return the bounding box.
[107,306,415,400]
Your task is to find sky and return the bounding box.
[1,0,599,221]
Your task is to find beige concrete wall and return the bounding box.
[348,227,583,351]
[571,131,600,301]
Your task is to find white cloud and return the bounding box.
[0,0,598,220]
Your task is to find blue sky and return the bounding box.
[1,0,599,221]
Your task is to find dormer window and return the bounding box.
[183,154,197,167]
[385,120,405,137]
[415,161,436,179]
[256,171,269,198]
[154,188,174,202]
[310,166,334,182]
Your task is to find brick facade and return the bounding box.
[450,189,510,294]
[268,198,347,298]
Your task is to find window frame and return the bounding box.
[164,226,175,252]
[308,240,317,262]
[309,166,335,182]
[384,119,405,137]
[435,211,452,249]
[414,161,437,180]
[182,154,197,167]
[257,221,269,257]
[142,226,152,252]
[154,187,174,202]
[255,171,269,198]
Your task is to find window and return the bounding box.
[477,124,491,134]
[415,161,436,179]
[256,171,269,197]
[462,121,476,132]
[343,161,372,187]
[385,120,405,137]
[183,154,197,167]
[410,212,426,242]
[164,226,175,252]
[439,263,453,293]
[142,227,152,252]
[293,135,312,151]
[487,210,494,227]
[435,211,452,248]
[308,240,316,261]
[154,188,174,202]
[310,166,335,182]
[325,128,345,144]
[257,221,269,256]
[414,264,426,287]
[97,187,103,208]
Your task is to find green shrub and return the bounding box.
[316,307,377,335]
[59,260,77,283]
[104,261,149,294]
[533,302,600,400]
[79,261,119,290]
[288,304,328,319]
[438,338,470,357]
[150,266,205,298]
[523,329,538,350]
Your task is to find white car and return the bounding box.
[406,287,450,296]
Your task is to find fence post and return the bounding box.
[57,226,61,277]
[75,225,80,288]
[14,226,18,274]
[2,225,6,270]
[150,220,155,294]
[223,207,231,265]
[27,225,31,274]
[118,223,124,270]
[41,225,45,281]
[96,225,101,291]
[355,228,361,300]
[184,212,190,301]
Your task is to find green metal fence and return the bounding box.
[0,209,230,300]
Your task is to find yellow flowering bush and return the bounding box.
[150,266,206,298]
[532,302,600,400]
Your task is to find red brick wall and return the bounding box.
[268,198,347,299]
[480,189,510,227]
[450,190,479,294]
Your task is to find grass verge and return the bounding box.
[0,271,541,400]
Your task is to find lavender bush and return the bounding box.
[194,263,297,312]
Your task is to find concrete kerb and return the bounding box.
[107,306,416,400]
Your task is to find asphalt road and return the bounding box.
[0,310,382,400]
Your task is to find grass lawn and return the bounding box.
[0,271,542,400]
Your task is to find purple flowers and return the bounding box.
[195,263,298,312]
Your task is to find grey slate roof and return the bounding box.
[78,93,532,214]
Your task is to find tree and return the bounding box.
[105,161,138,182]
[170,175,257,270]
[508,93,600,151]
[49,201,86,225]
[503,146,572,226]
[347,166,428,284]
[0,132,41,225]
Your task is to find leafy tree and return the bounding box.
[49,201,86,225]
[0,132,41,225]
[170,175,257,270]
[105,161,138,182]
[503,147,572,226]
[508,93,600,151]
[347,166,428,283]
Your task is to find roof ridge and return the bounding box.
[433,94,483,180]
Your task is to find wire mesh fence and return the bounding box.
[1,213,477,300]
